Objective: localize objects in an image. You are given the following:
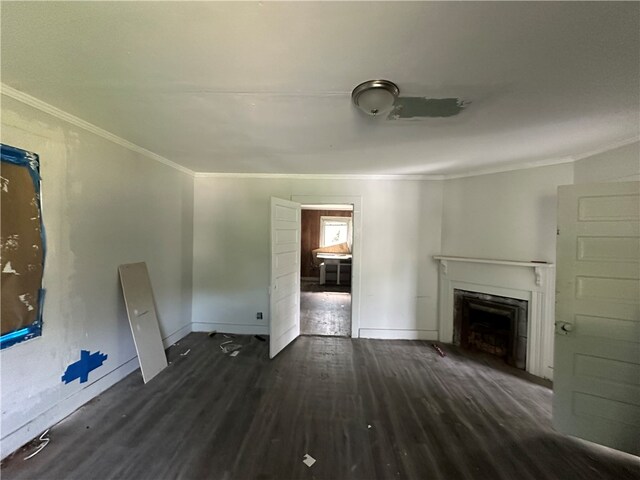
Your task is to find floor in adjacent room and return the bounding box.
[2,333,638,480]
[300,280,351,337]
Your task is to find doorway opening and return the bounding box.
[299,204,353,337]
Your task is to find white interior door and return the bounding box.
[270,197,301,358]
[554,181,639,455]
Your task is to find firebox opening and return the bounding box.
[453,290,528,370]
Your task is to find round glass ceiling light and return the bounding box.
[351,80,400,116]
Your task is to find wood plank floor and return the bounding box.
[2,333,639,479]
[300,291,351,336]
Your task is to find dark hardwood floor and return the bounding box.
[2,333,638,480]
[300,290,351,337]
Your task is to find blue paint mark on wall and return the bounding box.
[62,350,108,384]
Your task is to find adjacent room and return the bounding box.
[1,2,639,479]
[300,204,353,337]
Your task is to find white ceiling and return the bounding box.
[2,1,639,175]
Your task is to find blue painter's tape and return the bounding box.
[0,328,31,342]
[0,144,41,187]
[0,324,42,349]
[62,350,108,384]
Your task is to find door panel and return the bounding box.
[270,197,301,358]
[554,181,640,455]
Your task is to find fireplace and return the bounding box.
[434,256,554,379]
[454,289,528,369]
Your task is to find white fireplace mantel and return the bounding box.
[434,255,555,380]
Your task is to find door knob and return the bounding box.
[556,322,574,335]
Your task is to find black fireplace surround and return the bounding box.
[453,289,528,370]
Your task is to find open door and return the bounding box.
[554,181,639,455]
[270,197,301,358]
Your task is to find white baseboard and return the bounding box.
[191,322,268,335]
[0,355,140,460]
[1,322,193,460]
[162,322,192,347]
[359,328,439,340]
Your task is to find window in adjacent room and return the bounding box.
[319,216,352,248]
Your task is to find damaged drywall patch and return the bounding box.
[61,350,108,384]
[1,144,46,349]
[388,97,466,119]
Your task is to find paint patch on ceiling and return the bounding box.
[388,97,466,120]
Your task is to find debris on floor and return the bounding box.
[229,351,239,357]
[222,334,235,339]
[208,331,217,337]
[432,344,446,357]
[220,341,242,354]
[180,349,191,357]
[24,430,50,460]
[302,453,316,468]
[254,335,266,342]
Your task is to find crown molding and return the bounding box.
[1,83,195,177]
[442,156,576,180]
[193,136,639,181]
[569,135,639,162]
[193,172,445,181]
[4,83,635,182]
[442,136,639,180]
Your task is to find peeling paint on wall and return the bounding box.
[2,262,20,275]
[18,293,35,311]
[388,97,466,120]
[3,234,20,252]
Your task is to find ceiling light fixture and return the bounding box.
[351,80,400,116]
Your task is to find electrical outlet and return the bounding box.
[256,312,263,320]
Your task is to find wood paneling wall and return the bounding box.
[300,210,352,278]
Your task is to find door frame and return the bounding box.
[292,195,362,339]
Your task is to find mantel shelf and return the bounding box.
[433,255,554,268]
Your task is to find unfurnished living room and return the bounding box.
[1,1,639,479]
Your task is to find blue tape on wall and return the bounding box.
[62,350,108,384]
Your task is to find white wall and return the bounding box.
[574,141,640,184]
[192,177,443,339]
[0,96,194,458]
[441,163,574,263]
[440,142,639,261]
